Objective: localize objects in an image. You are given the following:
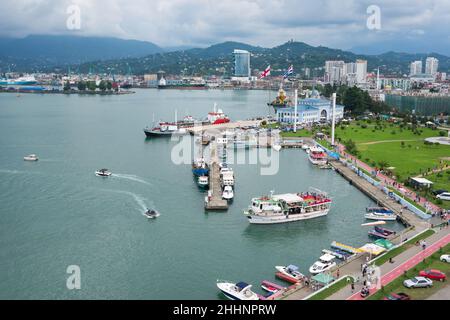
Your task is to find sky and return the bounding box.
[1,0,450,55]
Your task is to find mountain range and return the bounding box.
[0,35,449,76]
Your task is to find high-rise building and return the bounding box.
[425,57,439,76]
[325,61,345,83]
[344,62,357,75]
[410,61,422,76]
[233,49,251,78]
[355,60,367,84]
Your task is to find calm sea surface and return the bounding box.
[0,89,403,299]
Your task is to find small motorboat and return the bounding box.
[216,280,259,300]
[24,154,39,161]
[197,176,209,189]
[95,169,112,177]
[222,186,234,201]
[365,207,396,221]
[261,281,284,294]
[144,209,160,219]
[275,265,305,283]
[368,226,396,239]
[309,254,337,274]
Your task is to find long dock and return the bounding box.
[187,120,263,135]
[204,141,228,211]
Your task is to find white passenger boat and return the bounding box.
[244,189,332,225]
[95,169,112,177]
[308,146,328,165]
[222,186,234,201]
[216,280,259,300]
[309,254,337,274]
[24,154,39,161]
[365,207,397,221]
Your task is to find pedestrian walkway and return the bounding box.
[326,228,450,300]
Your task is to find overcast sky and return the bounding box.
[2,0,450,54]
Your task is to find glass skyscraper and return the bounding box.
[233,49,251,78]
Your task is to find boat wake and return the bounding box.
[99,189,155,214]
[112,174,152,186]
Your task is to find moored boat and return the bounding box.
[197,176,209,189]
[244,188,332,225]
[216,280,259,300]
[275,265,306,283]
[261,281,284,294]
[365,207,396,221]
[368,226,396,239]
[192,158,209,177]
[308,146,328,165]
[309,254,337,274]
[222,186,234,201]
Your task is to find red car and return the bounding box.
[419,269,446,281]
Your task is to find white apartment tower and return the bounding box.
[425,57,439,76]
[356,59,367,84]
[410,61,422,76]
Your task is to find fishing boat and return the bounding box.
[192,158,209,177]
[365,207,396,221]
[261,281,284,294]
[197,176,209,189]
[216,280,259,300]
[243,188,332,225]
[24,154,39,161]
[275,265,305,283]
[144,122,181,137]
[309,254,337,275]
[368,226,396,239]
[95,169,112,177]
[207,104,230,125]
[308,146,328,165]
[144,209,160,219]
[222,186,234,201]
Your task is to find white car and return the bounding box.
[403,277,433,289]
[436,192,450,201]
[441,255,450,263]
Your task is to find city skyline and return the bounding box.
[1,0,450,55]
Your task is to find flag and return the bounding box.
[260,65,271,79]
[283,65,294,79]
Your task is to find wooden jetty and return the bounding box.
[204,141,228,211]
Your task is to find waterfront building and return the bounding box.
[356,60,368,84]
[410,73,435,83]
[233,49,251,78]
[410,61,423,76]
[425,57,439,77]
[276,96,345,125]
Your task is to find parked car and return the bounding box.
[383,293,411,300]
[440,255,450,263]
[432,189,448,196]
[419,269,446,281]
[437,192,450,201]
[403,277,433,288]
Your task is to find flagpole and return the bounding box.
[294,89,298,133]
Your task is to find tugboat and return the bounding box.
[95,169,112,177]
[144,209,160,219]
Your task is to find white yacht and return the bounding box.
[216,281,259,300]
[222,186,234,201]
[365,207,397,221]
[275,265,306,282]
[309,254,337,274]
[24,154,39,161]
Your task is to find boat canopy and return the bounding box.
[374,239,394,250]
[287,265,299,272]
[311,273,335,285]
[273,194,304,203]
[319,254,336,262]
[236,282,250,290]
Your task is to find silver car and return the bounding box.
[441,255,450,263]
[403,277,433,288]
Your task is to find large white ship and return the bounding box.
[243,188,332,225]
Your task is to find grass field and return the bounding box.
[418,170,450,210]
[280,129,313,138]
[369,244,450,300]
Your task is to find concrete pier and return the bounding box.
[204,141,228,211]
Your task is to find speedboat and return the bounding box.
[309,253,337,274]
[197,176,209,188]
[261,281,284,294]
[144,209,160,219]
[24,154,38,161]
[368,226,396,239]
[275,265,305,282]
[95,169,112,177]
[365,207,396,221]
[222,186,234,201]
[216,280,259,300]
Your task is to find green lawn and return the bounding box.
[374,229,435,266]
[281,129,313,138]
[420,170,450,210]
[369,244,450,300]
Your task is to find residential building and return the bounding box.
[425,57,439,77]
[356,59,367,84]
[410,61,422,76]
[233,49,251,78]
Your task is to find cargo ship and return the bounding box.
[0,76,38,86]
